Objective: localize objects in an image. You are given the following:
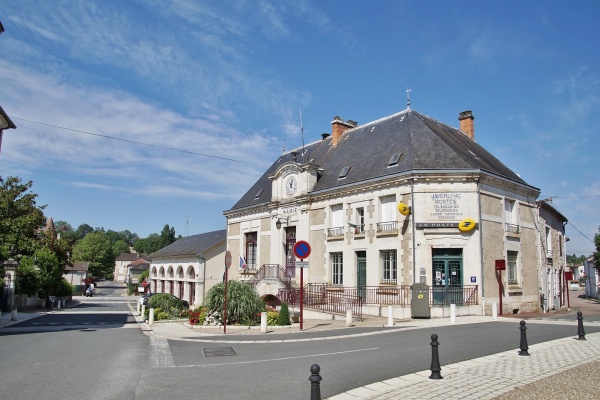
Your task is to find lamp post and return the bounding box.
[3,258,18,320]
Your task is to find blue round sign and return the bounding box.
[293,240,311,259]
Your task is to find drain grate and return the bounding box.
[203,347,237,357]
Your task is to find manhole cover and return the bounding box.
[203,347,237,357]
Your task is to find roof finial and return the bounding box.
[406,87,411,110]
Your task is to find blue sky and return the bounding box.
[1,1,599,256]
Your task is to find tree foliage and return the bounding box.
[159,224,177,249]
[277,303,291,326]
[567,254,588,265]
[0,176,46,258]
[72,230,114,277]
[203,281,264,324]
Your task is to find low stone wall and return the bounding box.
[14,295,72,310]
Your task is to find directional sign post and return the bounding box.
[224,251,232,334]
[293,241,311,330]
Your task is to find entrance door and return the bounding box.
[432,249,463,305]
[285,228,296,277]
[356,251,367,301]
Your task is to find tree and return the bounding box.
[75,223,94,240]
[133,233,162,254]
[72,230,114,277]
[112,240,130,258]
[159,224,176,249]
[32,247,65,298]
[0,176,46,258]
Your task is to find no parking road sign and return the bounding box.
[293,240,311,260]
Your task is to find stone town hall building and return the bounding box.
[223,107,567,317]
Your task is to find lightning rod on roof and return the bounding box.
[406,87,411,110]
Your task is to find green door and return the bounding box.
[432,249,463,305]
[356,251,367,301]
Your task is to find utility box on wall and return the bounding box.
[410,283,430,319]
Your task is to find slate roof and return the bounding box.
[116,253,140,262]
[65,262,89,272]
[228,109,536,212]
[148,229,226,259]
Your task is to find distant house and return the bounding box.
[63,262,89,293]
[583,256,599,299]
[148,230,226,308]
[127,257,150,289]
[114,253,142,282]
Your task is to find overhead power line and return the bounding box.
[13,117,267,166]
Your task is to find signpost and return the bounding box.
[293,241,311,330]
[224,250,232,334]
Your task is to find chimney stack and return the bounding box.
[458,110,475,140]
[331,116,356,146]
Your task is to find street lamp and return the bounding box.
[275,216,289,230]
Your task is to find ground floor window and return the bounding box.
[381,250,397,284]
[331,252,343,285]
[507,251,518,284]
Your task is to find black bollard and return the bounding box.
[518,320,530,356]
[576,311,586,340]
[429,334,443,379]
[309,364,322,400]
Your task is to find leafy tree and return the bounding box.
[0,176,46,258]
[72,230,114,277]
[203,281,263,324]
[567,254,587,265]
[75,223,94,240]
[133,233,162,254]
[112,239,130,258]
[139,270,149,283]
[15,262,40,296]
[33,247,65,298]
[54,220,78,245]
[159,224,176,249]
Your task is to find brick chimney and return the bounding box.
[458,110,475,140]
[331,116,356,146]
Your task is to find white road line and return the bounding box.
[171,347,380,368]
[150,337,175,368]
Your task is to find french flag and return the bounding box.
[240,256,247,269]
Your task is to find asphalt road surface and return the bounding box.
[1,283,598,400]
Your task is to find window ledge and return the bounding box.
[327,235,344,241]
[376,230,398,237]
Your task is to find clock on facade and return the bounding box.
[286,176,297,194]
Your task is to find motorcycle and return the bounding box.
[85,287,94,297]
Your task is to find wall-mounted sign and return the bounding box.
[458,218,477,232]
[428,192,464,221]
[471,276,477,283]
[416,221,479,230]
[397,202,411,216]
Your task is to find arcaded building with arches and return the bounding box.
[148,230,226,308]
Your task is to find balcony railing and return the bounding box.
[327,227,344,237]
[376,221,397,233]
[505,223,520,234]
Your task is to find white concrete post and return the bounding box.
[492,302,497,320]
[11,308,17,321]
[387,305,394,327]
[346,307,353,327]
[137,302,141,314]
[142,304,146,319]
[57,299,61,309]
[260,311,267,334]
[450,304,456,324]
[149,308,155,326]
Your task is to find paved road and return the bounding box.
[1,284,598,400]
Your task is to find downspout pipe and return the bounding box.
[477,181,485,314]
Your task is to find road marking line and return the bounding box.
[170,347,380,368]
[149,337,175,368]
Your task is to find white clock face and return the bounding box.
[286,176,297,194]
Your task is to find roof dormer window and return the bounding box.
[339,166,350,179]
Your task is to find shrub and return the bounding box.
[277,303,291,326]
[203,281,263,325]
[267,311,279,326]
[149,293,185,311]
